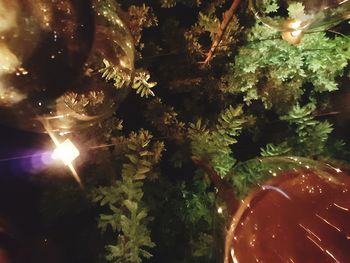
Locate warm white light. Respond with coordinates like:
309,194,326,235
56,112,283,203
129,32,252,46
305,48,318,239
290,20,302,30
335,168,342,173
52,139,80,166
218,207,223,214
291,29,302,37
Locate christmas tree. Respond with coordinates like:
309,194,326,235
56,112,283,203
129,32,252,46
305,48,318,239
0,0,350,262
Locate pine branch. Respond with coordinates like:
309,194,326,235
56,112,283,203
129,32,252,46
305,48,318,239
92,130,165,262
201,0,241,65
192,156,238,215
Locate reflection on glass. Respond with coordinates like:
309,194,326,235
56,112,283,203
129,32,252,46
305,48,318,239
250,0,350,32
0,0,134,133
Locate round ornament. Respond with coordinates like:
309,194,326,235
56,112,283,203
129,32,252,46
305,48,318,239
224,157,350,263
250,0,350,33
0,0,134,133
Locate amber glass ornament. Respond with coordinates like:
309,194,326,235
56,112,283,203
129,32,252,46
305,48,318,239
224,157,350,263
250,0,350,32
0,0,134,133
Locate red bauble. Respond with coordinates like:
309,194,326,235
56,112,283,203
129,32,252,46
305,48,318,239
225,157,350,263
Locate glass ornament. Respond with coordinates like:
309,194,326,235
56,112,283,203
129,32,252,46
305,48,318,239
250,0,350,32
0,0,134,133
224,157,350,263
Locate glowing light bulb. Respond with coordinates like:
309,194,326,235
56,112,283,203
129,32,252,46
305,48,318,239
291,30,302,37
281,21,304,44
290,20,302,30
218,207,223,214
250,0,350,33
52,139,80,166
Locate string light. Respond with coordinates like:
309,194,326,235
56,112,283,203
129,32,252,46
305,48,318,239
39,117,82,185
0,117,123,186
281,20,304,44
52,139,80,166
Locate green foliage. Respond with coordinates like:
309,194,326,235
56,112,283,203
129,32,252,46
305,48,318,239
160,0,177,8
261,142,292,157
132,70,157,98
159,0,202,8
229,159,272,198
185,9,240,57
260,0,279,14
280,103,333,156
321,139,350,166
288,2,306,19
259,102,335,159
184,12,220,56
100,60,157,97
188,105,252,177
179,172,217,262
190,233,213,258
225,25,350,111
36,0,350,262
301,34,350,92
100,59,132,89
145,98,186,143
180,177,213,227
127,4,158,47
92,130,164,262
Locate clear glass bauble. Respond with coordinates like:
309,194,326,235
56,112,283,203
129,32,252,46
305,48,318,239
250,0,350,32
224,157,350,263
0,0,134,133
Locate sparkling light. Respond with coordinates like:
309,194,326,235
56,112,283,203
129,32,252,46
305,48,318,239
291,30,302,37
290,20,302,30
38,116,82,185
52,139,80,166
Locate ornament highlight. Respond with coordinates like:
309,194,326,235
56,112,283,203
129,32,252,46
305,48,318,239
0,0,135,133
250,0,350,34
224,157,350,263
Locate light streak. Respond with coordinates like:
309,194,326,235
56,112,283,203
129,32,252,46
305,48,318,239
261,185,291,200
67,162,81,185
333,203,349,212
230,248,238,263
0,152,45,162
325,250,340,263
306,235,325,252
299,224,322,241
302,225,341,262
315,214,342,232
89,143,117,150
